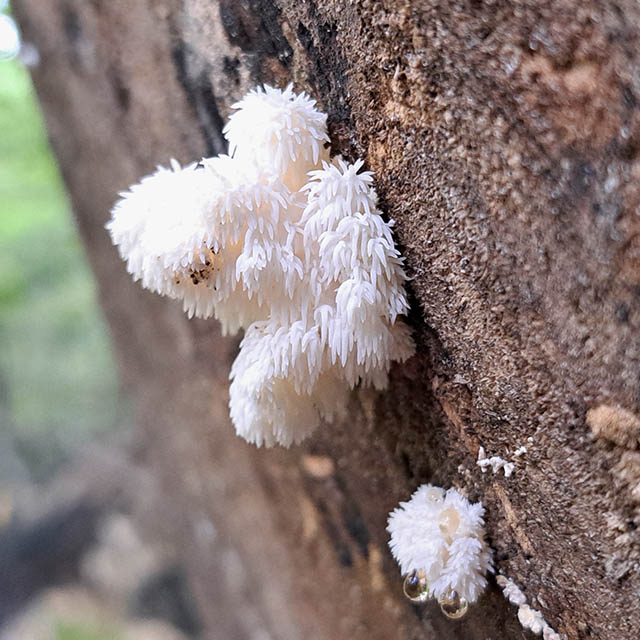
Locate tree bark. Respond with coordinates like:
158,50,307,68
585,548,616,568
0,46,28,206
13,1,640,638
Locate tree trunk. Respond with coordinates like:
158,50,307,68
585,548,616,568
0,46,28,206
13,1,640,638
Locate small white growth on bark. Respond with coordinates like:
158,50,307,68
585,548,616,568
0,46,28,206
542,627,563,640
387,484,493,603
107,84,414,446
497,575,563,639
496,574,526,605
518,604,547,634
477,446,515,477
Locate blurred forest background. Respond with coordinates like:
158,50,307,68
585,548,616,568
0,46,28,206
1,4,200,639
0,1,120,488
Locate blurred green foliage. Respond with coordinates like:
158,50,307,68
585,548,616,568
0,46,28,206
54,621,121,640
0,59,122,480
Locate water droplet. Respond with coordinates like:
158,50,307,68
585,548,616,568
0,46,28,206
423,486,445,502
402,570,430,603
438,506,461,541
438,589,469,619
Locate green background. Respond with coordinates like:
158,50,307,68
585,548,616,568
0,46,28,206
0,56,122,481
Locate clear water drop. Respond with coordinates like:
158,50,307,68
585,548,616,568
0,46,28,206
438,589,469,619
438,506,461,541
402,570,429,603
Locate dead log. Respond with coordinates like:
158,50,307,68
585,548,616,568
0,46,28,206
13,1,640,637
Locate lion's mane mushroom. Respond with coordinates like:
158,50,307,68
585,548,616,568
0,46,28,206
387,484,493,605
107,84,414,446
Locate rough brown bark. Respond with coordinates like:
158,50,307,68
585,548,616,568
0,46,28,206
13,1,640,638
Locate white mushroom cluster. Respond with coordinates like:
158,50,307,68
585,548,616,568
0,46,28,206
107,84,414,446
387,484,493,604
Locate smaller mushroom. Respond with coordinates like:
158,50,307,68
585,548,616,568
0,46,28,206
387,484,493,610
